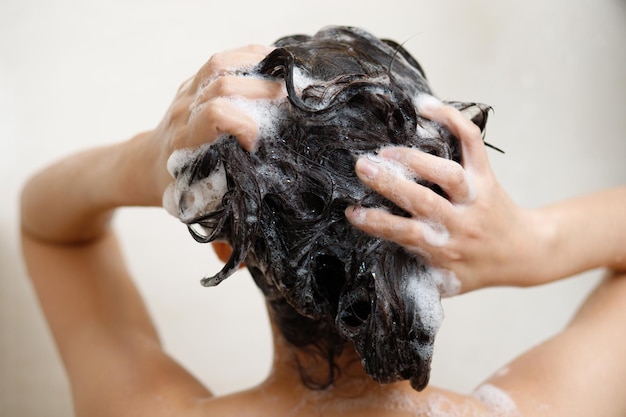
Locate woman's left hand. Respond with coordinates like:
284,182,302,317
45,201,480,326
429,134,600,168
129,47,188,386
345,100,541,294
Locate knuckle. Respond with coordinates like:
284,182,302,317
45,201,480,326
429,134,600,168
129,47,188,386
463,122,482,139
377,171,396,193
398,221,428,254
439,105,463,126
177,76,193,94
420,189,438,209
198,53,226,80
354,209,381,235
171,102,189,123
407,220,423,238
172,127,190,150
441,245,463,262
207,53,224,72
442,105,458,119
376,213,398,238
211,76,238,97
202,98,226,122
445,162,467,189
456,219,481,241
244,43,267,53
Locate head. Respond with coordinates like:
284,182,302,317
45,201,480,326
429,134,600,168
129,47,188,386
165,26,489,391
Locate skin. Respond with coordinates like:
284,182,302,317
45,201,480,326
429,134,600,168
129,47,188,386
345,101,626,292
20,45,626,417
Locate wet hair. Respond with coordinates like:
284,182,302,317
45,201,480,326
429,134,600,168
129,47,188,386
168,26,490,391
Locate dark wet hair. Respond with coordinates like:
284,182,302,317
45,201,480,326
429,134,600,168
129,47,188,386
171,26,490,391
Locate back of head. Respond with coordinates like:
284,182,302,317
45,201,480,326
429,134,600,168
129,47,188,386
165,26,489,391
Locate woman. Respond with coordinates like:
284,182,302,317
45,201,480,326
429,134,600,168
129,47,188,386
20,27,626,416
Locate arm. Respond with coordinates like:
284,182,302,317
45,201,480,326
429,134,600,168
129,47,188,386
417,270,626,417
20,44,284,417
22,44,281,244
346,99,626,415
482,269,626,417
346,97,626,293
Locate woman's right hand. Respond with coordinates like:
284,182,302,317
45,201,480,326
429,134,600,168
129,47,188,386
21,44,287,242
141,44,286,205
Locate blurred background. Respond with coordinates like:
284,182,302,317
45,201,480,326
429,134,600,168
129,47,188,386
1,0,624,415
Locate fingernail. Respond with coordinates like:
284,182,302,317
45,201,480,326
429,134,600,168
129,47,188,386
356,158,378,179
345,205,366,225
246,143,258,153
414,94,442,114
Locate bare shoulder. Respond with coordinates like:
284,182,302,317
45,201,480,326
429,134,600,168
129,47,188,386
194,385,498,417
480,269,626,417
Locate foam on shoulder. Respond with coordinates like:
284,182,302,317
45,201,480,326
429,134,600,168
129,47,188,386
472,384,519,416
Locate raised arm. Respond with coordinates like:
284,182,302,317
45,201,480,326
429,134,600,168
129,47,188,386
21,44,281,244
345,97,626,416
20,45,284,417
345,97,626,293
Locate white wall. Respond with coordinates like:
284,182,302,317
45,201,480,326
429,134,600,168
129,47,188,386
1,0,624,415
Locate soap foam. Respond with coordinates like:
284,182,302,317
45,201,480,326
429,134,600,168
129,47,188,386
429,266,461,297
413,93,442,114
472,384,519,416
162,183,178,217
164,144,229,223
463,167,477,203
286,386,516,417
419,220,450,247
494,366,510,378
226,95,283,140
166,144,207,179
361,152,420,210
404,269,444,338
164,65,288,223
291,66,320,94
361,152,453,250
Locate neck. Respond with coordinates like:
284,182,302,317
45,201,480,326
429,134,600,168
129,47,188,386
263,315,415,400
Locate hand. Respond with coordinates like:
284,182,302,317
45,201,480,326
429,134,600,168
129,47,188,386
20,44,287,242
142,44,286,202
345,99,542,294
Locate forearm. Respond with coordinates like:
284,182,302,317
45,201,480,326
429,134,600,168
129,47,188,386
20,131,162,243
528,186,626,284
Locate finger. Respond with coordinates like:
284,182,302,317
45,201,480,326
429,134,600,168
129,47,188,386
187,97,258,151
195,75,286,105
379,147,475,204
415,95,490,173
345,206,449,255
354,156,452,221
201,44,274,74
195,45,274,87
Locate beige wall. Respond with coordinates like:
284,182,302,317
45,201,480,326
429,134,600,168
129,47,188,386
1,0,624,415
